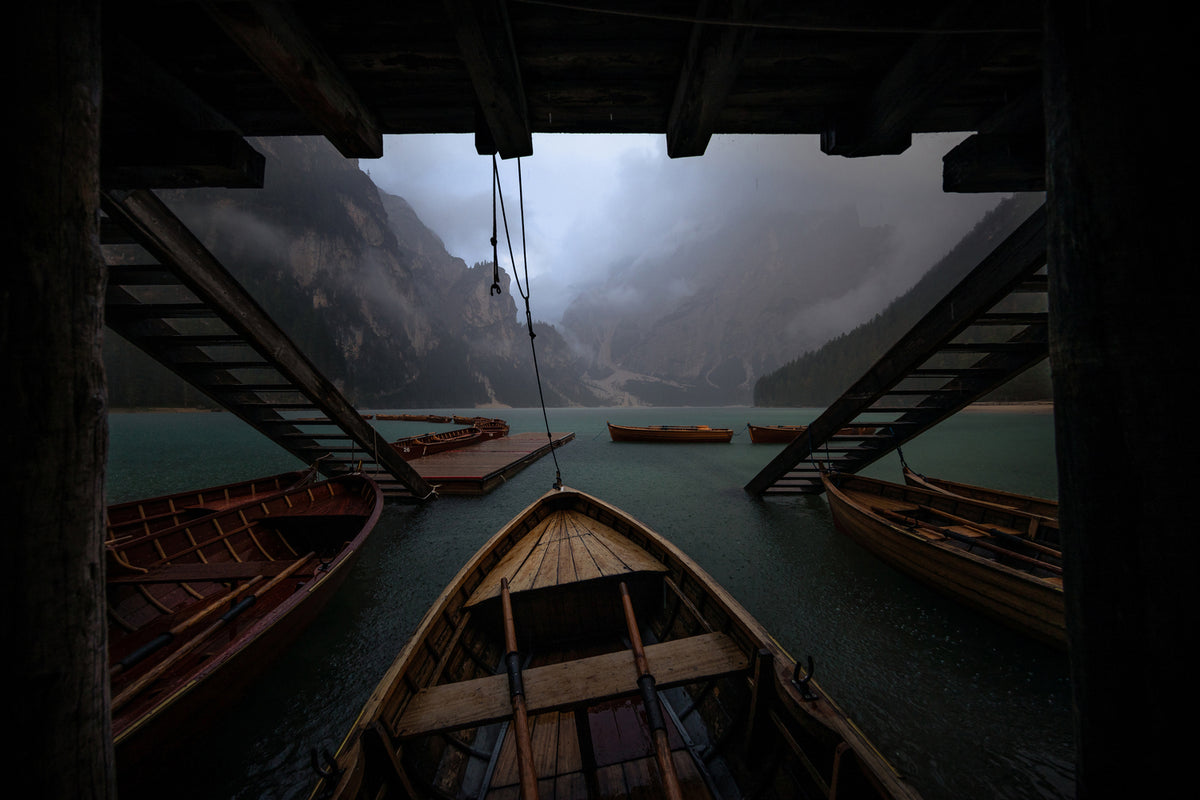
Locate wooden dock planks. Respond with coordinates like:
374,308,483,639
406,431,574,495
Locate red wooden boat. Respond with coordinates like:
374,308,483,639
390,426,485,459
747,423,876,443
607,422,733,442
107,472,384,792
105,467,317,543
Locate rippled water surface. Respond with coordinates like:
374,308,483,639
107,406,1073,800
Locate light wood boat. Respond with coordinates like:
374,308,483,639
901,465,1059,521
822,471,1065,647
391,426,485,459
312,485,923,800
607,422,733,443
107,473,384,792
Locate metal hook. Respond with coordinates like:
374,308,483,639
310,746,342,781
792,655,818,700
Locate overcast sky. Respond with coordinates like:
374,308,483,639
364,132,1006,325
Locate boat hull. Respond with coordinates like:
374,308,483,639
607,422,733,442
823,472,1065,647
390,426,484,459
747,423,806,443
108,473,384,794
901,466,1059,521
315,486,922,800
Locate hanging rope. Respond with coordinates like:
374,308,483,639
491,154,562,489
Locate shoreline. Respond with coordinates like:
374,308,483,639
962,401,1053,414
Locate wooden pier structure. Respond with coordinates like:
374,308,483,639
406,431,575,495
746,205,1048,496
15,3,1194,797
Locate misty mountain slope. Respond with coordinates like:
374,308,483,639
560,205,896,405
754,193,1049,407
107,136,603,409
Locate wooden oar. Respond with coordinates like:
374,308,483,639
500,578,539,800
110,573,267,676
916,504,1061,557
111,553,315,712
619,581,684,800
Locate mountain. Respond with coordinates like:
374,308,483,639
104,137,1046,412
753,192,1049,407
105,136,603,409
558,204,898,405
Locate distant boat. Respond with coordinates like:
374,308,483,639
901,465,1059,522
746,423,807,443
450,415,510,438
107,473,384,791
309,485,924,800
473,417,510,439
376,413,454,423
390,426,484,459
746,423,876,443
822,470,1064,647
607,422,733,442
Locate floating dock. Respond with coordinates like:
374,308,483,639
408,432,574,495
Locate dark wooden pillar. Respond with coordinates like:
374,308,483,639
7,2,111,796
1045,1,1193,796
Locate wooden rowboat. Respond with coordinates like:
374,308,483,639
746,423,807,443
107,472,384,793
901,465,1059,521
312,485,922,800
747,424,877,443
391,426,485,459
105,467,317,543
607,422,733,443
821,471,1065,647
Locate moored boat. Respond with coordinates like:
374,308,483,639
747,423,807,443
901,465,1059,521
108,472,384,793
311,485,923,800
821,471,1064,647
607,421,733,442
105,467,317,543
747,423,877,443
390,426,485,459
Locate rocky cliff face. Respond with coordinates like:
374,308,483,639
108,136,602,409
560,205,894,405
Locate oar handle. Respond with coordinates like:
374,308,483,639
112,553,315,712
500,579,539,800
619,582,683,800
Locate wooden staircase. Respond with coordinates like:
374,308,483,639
101,188,434,501
745,204,1049,496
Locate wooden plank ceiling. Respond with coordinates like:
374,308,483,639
101,0,1044,193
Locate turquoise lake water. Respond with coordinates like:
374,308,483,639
107,406,1073,800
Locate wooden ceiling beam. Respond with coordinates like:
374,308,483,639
443,0,533,158
101,34,265,189
203,0,384,159
666,0,763,158
943,87,1046,192
821,6,1020,158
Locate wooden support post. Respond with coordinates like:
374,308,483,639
500,578,539,800
619,582,684,800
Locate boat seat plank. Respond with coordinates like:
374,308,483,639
395,632,748,739
107,559,294,584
